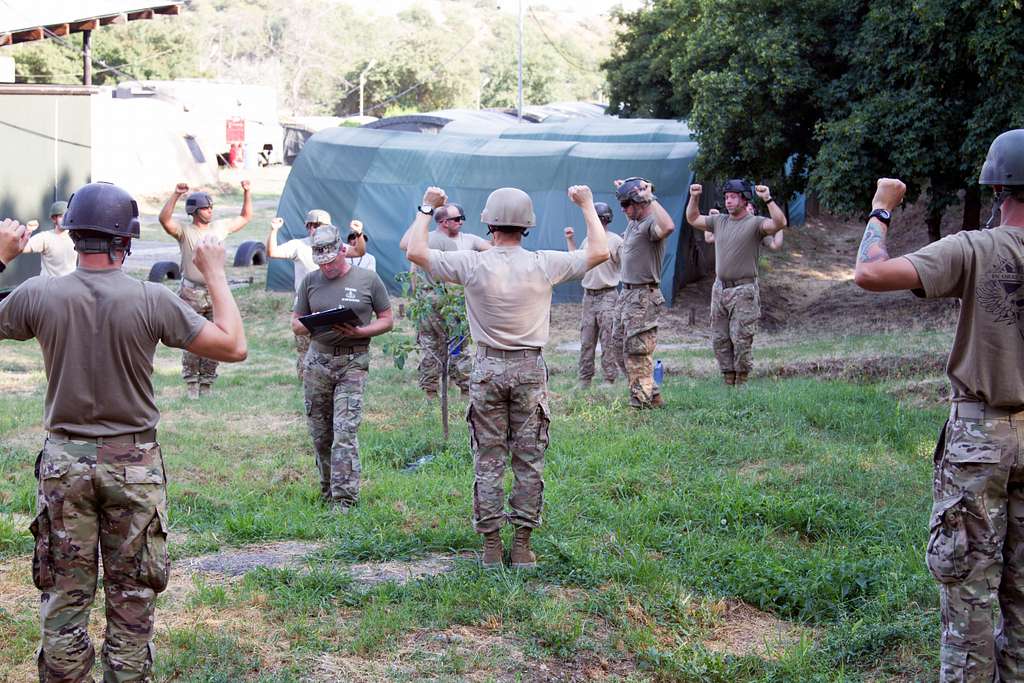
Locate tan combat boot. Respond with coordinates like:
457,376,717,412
723,372,736,386
186,382,200,400
735,372,749,386
481,531,503,568
510,526,537,569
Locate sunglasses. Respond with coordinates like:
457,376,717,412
443,215,466,223
619,201,633,209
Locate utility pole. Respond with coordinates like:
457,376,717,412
82,30,92,85
517,0,524,121
359,59,377,117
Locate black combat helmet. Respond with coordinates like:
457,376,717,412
185,191,213,216
979,129,1024,187
64,182,141,238
593,201,613,225
615,177,655,204
722,179,753,200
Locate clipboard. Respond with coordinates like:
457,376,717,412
298,306,360,334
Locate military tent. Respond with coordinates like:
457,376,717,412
269,126,700,304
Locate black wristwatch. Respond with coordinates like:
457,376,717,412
764,197,775,205
417,204,434,216
868,208,892,226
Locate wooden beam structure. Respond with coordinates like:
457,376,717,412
0,5,182,45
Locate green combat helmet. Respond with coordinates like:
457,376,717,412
979,129,1024,227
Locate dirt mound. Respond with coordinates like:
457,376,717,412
703,599,813,659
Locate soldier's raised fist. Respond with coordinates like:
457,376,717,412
423,187,447,208
613,179,624,189
175,182,189,194
349,219,364,235
564,227,575,239
26,220,39,233
872,178,906,212
689,184,703,196
754,185,771,200
568,185,593,206
240,180,251,192
271,217,284,230
0,218,28,263
192,235,226,277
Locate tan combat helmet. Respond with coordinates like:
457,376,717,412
481,187,535,232
311,224,342,264
305,209,332,225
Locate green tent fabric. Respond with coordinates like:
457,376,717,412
441,117,694,143
269,127,698,304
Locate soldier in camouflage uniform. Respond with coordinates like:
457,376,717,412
564,201,624,387
616,177,676,408
400,203,491,398
406,184,608,568
852,129,1024,682
159,180,253,398
293,225,392,510
0,182,246,682
686,180,787,385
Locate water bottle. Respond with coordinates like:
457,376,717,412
653,360,664,387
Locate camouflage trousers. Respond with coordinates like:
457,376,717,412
294,333,311,382
31,433,169,683
417,310,472,395
928,404,1024,682
303,347,368,505
611,293,628,378
178,283,218,386
579,288,622,385
710,280,760,375
621,286,664,408
467,349,551,533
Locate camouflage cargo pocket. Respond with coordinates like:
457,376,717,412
138,508,170,593
926,494,970,584
536,400,551,450
625,329,655,356
29,506,54,590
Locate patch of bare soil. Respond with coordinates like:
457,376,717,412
179,541,323,577
761,351,949,382
348,554,462,586
308,623,634,683
702,599,812,659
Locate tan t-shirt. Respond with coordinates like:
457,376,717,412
176,221,231,285
905,225,1024,408
707,213,767,281
620,215,667,284
418,230,490,286
274,236,316,291
24,230,76,277
428,246,588,350
0,269,206,436
294,266,390,347
579,232,623,290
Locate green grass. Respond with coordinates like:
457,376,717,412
0,272,954,681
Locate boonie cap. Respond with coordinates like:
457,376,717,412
311,224,342,265
306,209,332,225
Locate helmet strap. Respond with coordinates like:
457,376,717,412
986,189,1010,229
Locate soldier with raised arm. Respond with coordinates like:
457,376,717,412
267,209,330,380
853,130,1024,682
0,182,246,682
406,184,608,569
686,180,786,385
159,180,253,398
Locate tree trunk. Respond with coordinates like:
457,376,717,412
962,186,981,231
926,206,943,243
